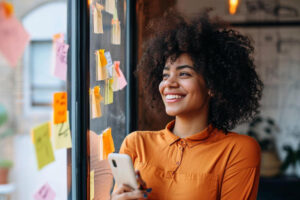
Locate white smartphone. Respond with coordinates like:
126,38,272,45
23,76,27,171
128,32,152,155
108,153,139,189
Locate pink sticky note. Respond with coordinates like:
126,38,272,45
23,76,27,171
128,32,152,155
54,41,69,80
0,16,30,67
118,68,127,90
34,183,56,200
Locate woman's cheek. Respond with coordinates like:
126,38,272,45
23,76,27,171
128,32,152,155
159,81,165,95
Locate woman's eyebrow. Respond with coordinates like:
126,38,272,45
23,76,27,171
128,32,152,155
176,65,195,70
163,65,195,71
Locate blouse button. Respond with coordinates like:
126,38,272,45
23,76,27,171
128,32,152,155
176,161,180,165
179,146,182,150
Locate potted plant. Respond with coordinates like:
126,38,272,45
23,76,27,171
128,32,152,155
247,116,281,177
0,159,13,184
280,143,300,177
0,104,14,185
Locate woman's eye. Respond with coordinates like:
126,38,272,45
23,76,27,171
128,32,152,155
179,72,191,77
162,73,169,79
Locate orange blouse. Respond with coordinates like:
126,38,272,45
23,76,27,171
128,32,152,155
120,121,261,200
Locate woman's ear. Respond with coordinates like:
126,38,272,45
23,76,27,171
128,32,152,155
208,90,214,97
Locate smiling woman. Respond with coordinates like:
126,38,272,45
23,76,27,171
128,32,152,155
112,9,264,200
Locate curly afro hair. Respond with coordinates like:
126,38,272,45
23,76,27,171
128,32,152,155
138,10,264,132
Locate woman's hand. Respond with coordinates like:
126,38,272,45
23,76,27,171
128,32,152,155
111,170,152,200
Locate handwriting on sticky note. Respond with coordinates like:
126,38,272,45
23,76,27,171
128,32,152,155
32,122,55,170
53,92,67,124
54,41,69,80
34,183,56,200
90,170,95,200
53,111,72,149
0,15,30,67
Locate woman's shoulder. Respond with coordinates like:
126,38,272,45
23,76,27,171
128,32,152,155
124,130,164,141
221,131,261,167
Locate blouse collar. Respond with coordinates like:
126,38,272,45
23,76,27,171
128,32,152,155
163,120,216,147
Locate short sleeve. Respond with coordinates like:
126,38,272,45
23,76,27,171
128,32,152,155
119,132,137,164
221,135,261,200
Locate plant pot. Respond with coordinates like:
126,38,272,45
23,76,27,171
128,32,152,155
0,167,9,184
260,151,281,177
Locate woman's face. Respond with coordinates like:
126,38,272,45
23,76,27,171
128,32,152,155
159,53,210,117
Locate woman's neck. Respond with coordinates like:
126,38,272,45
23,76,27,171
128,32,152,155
172,110,209,138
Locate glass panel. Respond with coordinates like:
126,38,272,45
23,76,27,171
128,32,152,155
30,41,65,106
88,0,128,199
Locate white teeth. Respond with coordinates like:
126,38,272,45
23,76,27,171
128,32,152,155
165,95,184,100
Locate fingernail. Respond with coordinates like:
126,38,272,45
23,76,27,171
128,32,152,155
144,193,148,198
147,188,152,193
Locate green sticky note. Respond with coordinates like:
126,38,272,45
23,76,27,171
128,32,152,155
32,122,55,170
105,78,114,105
53,112,72,150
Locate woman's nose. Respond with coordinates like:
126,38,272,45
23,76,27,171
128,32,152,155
164,75,179,87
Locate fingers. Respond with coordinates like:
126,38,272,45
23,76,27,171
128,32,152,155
112,184,152,200
114,184,134,194
135,170,147,190
118,189,147,200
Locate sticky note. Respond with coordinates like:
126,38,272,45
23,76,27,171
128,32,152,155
105,78,114,105
54,41,69,80
53,111,72,149
53,33,64,43
104,52,112,66
91,86,103,118
111,19,121,45
32,122,55,170
105,0,115,14
100,128,115,160
53,92,67,124
0,14,30,67
112,62,127,91
99,49,107,67
90,170,95,200
93,3,103,34
0,2,14,18
34,183,56,200
118,67,127,90
95,50,107,80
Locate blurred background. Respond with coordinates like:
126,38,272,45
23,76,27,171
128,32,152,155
0,0,300,200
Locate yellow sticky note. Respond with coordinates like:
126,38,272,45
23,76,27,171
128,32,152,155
100,128,115,160
91,86,103,118
93,3,103,34
105,78,113,105
111,19,121,45
53,111,72,149
96,50,107,80
32,122,55,170
105,0,115,14
90,170,95,200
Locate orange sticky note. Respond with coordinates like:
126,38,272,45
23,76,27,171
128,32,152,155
1,2,14,18
100,128,115,160
91,86,103,118
53,92,67,124
96,50,107,80
99,49,107,66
